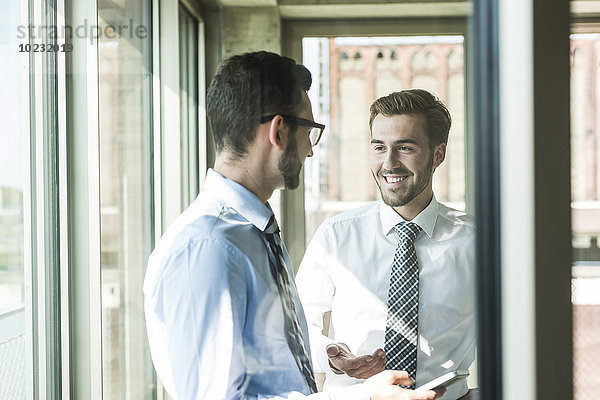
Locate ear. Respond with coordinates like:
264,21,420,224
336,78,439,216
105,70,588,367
432,142,446,169
267,115,289,151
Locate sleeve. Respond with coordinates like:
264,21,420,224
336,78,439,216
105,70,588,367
295,224,337,374
156,239,250,400
151,238,369,400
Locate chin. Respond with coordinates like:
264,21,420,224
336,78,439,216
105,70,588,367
380,188,411,207
284,162,303,189
382,196,408,208
283,173,301,190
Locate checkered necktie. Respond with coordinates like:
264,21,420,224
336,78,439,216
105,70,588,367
384,221,421,386
263,215,317,393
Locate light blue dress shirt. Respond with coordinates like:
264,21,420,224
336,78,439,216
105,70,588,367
144,169,369,400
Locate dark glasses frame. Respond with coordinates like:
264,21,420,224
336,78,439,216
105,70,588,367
260,114,325,146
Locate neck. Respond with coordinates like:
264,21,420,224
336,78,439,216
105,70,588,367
392,185,433,221
214,151,274,203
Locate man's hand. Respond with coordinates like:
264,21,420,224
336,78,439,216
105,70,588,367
365,370,443,400
326,343,386,379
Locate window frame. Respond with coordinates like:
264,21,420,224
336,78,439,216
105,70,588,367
65,0,103,397
156,0,207,230
152,0,208,397
471,0,502,398
18,0,70,398
179,1,207,204
495,0,572,399
16,0,210,396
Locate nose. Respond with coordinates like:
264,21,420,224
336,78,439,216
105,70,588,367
382,148,397,169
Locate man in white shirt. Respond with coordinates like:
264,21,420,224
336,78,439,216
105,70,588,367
296,89,476,400
144,52,439,400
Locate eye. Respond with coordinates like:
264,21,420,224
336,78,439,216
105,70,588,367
399,145,413,151
372,145,385,151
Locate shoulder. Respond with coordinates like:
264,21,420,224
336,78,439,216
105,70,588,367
436,202,475,234
316,201,381,234
168,190,261,248
148,195,260,275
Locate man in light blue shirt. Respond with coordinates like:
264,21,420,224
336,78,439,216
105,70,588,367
143,52,439,400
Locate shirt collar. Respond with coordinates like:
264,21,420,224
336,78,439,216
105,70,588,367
379,194,439,239
203,168,273,232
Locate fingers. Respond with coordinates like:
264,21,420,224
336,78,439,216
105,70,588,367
327,345,387,379
347,352,386,376
344,359,374,377
380,370,414,386
327,343,357,374
366,371,437,400
326,343,354,358
354,354,386,379
346,350,386,379
413,390,438,400
331,354,370,373
373,348,385,358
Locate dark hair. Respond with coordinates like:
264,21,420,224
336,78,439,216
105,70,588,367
369,89,451,147
206,51,312,157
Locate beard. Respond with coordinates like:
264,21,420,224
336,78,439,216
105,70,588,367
374,153,434,207
278,133,303,190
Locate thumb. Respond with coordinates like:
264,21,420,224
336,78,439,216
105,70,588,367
384,370,414,386
326,344,341,358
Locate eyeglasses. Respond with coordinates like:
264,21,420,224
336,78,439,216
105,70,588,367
260,114,325,147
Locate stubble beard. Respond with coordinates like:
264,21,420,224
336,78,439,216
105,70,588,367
374,154,434,207
279,133,303,190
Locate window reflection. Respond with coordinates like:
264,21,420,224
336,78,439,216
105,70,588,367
98,1,154,398
570,32,600,400
303,36,466,242
301,34,475,393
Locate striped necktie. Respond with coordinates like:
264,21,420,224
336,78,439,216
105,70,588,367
263,215,317,393
384,221,421,387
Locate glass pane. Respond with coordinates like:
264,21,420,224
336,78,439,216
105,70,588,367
0,0,26,398
303,36,466,242
97,2,154,398
301,34,476,395
570,32,600,400
179,4,200,204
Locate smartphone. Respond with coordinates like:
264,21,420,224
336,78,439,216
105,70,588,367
415,369,470,392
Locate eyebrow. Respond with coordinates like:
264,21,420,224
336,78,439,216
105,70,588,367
370,138,420,145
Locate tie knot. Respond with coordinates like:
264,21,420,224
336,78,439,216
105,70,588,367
394,222,421,242
264,214,280,235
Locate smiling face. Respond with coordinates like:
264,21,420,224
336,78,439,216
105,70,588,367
370,113,445,216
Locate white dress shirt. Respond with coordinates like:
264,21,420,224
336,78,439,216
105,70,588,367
144,169,370,400
296,196,476,400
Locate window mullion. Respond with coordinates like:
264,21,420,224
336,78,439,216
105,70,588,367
25,0,65,398
30,0,49,397
56,0,70,396
21,0,35,397
66,0,103,398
